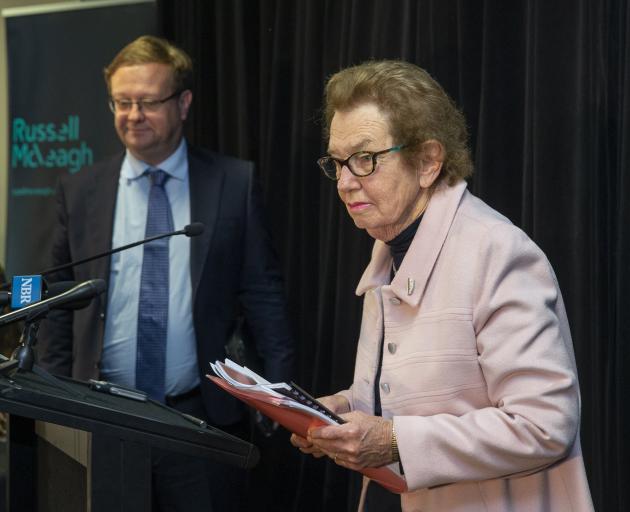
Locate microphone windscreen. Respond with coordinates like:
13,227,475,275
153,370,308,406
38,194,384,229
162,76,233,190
55,279,106,311
47,281,79,296
184,222,205,237
90,279,107,294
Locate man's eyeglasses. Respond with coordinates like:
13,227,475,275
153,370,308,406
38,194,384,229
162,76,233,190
317,145,407,181
109,90,182,114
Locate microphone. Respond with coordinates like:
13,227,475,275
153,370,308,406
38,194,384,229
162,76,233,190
183,222,204,237
0,279,106,326
0,281,83,309
40,222,205,278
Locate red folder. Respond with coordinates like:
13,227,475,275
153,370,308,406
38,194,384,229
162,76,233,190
208,374,408,494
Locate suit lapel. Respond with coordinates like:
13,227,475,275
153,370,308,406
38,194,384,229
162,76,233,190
80,155,120,322
188,148,223,301
85,156,121,282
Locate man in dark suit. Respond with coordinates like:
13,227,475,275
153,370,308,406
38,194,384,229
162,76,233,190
38,35,294,512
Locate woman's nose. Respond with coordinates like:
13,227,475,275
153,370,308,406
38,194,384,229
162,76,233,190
337,165,359,192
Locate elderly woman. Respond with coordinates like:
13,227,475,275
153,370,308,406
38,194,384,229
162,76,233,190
291,60,593,511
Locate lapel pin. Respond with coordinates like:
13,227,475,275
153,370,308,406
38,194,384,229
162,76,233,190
407,277,415,296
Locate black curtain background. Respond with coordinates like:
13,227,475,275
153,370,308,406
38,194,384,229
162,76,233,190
157,1,629,510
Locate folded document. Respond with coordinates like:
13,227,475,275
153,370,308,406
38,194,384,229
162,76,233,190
207,359,408,494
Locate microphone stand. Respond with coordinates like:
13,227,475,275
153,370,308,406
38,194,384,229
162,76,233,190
0,307,84,398
13,307,47,371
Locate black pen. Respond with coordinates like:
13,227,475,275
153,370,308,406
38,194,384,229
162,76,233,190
89,379,148,402
180,412,207,429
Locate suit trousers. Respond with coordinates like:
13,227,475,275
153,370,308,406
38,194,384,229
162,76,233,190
152,389,250,512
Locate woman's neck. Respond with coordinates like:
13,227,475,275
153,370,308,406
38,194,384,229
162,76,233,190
368,189,430,242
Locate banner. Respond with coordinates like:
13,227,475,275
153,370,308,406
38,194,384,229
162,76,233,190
4,0,156,276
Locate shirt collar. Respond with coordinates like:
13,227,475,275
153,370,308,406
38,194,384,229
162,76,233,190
122,138,188,181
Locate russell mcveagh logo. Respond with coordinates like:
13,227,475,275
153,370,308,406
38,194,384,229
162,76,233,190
11,115,93,175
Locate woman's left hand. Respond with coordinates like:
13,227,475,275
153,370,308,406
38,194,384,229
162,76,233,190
307,411,394,469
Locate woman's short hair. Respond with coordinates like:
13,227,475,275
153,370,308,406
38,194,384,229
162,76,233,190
104,35,193,93
324,60,473,185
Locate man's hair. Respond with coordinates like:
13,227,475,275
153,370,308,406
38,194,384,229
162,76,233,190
323,60,473,185
104,35,193,93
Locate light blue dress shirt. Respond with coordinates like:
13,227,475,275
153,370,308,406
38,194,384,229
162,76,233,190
101,139,199,396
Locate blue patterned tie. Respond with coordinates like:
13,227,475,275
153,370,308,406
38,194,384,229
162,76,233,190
136,169,173,402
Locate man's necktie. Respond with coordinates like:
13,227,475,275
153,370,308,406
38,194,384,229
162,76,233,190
136,169,173,402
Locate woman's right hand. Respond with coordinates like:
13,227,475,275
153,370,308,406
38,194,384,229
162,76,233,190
289,394,350,457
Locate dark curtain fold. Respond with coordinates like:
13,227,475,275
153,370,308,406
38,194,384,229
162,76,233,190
158,1,629,510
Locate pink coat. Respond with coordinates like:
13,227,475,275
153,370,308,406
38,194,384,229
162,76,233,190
339,181,593,511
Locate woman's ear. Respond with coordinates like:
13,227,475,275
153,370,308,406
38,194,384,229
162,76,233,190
418,139,444,189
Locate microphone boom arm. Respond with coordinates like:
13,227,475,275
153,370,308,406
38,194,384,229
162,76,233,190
41,226,195,277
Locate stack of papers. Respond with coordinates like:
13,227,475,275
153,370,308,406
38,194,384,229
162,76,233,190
207,359,408,494
209,359,344,425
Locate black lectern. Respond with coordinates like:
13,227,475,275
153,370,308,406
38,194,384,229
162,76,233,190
0,369,259,512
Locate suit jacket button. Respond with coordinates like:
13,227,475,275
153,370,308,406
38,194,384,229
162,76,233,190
387,343,397,354
380,382,390,394
99,313,105,320
389,297,401,305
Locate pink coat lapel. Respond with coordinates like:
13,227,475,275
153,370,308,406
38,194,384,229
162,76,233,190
356,180,468,307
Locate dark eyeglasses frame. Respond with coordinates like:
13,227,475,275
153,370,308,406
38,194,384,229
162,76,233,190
317,144,407,181
109,90,182,114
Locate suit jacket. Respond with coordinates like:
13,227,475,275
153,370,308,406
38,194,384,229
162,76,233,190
38,145,294,425
340,181,593,511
